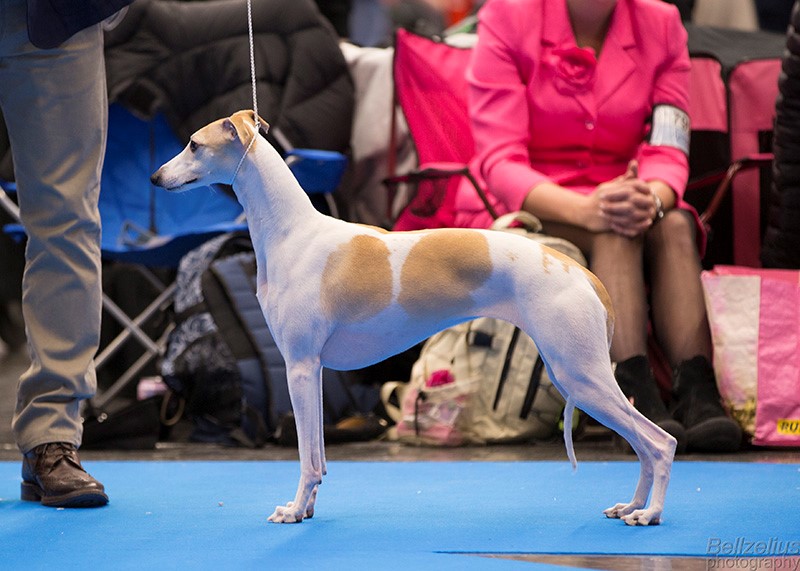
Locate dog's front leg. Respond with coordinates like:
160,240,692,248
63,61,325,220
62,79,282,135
268,359,325,523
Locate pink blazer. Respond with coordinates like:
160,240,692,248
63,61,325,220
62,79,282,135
455,0,697,235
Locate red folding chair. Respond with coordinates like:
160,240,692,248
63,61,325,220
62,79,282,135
388,26,784,266
385,29,497,231
685,26,783,267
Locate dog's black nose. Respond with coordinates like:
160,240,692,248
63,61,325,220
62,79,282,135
150,172,161,186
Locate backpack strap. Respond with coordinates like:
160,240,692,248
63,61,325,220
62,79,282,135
206,252,291,434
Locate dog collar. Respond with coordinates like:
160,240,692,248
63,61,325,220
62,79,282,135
230,122,260,186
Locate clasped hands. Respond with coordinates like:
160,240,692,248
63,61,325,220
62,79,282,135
588,160,661,238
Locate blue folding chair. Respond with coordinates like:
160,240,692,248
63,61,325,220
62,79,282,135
1,103,348,412
1,104,247,410
270,126,348,219
88,104,252,408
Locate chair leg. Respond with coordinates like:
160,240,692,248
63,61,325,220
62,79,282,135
91,324,173,410
323,193,339,219
94,283,175,369
92,277,176,411
0,186,20,219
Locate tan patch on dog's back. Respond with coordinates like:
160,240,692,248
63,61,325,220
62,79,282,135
541,245,575,274
399,230,492,318
541,246,615,341
579,268,613,317
575,264,615,343
321,234,393,323
585,268,615,344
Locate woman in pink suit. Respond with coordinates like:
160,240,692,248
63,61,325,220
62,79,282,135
455,0,741,452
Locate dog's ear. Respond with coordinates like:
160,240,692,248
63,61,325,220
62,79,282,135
227,111,270,146
226,113,256,147
222,119,240,142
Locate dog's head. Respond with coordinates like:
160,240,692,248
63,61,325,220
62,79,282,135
150,110,269,192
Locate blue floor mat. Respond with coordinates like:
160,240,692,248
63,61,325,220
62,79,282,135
0,461,797,570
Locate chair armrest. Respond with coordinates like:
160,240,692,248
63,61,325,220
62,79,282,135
692,153,774,227
285,149,348,195
383,162,499,221
383,162,470,185
0,177,20,220
2,223,26,242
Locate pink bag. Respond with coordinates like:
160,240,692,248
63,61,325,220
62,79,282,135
701,266,800,447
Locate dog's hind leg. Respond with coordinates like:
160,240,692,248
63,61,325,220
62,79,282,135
268,359,325,523
543,356,675,526
317,369,327,482
582,385,675,525
600,399,676,526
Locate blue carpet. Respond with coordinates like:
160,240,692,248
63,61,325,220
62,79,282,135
0,461,798,570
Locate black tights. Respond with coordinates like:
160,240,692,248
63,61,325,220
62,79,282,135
542,210,712,368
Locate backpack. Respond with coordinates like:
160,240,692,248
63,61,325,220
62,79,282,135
161,232,382,447
382,212,586,446
393,317,567,445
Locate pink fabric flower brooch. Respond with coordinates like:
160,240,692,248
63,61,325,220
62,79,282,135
547,46,597,95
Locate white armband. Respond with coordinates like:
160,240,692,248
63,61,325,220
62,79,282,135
649,104,690,155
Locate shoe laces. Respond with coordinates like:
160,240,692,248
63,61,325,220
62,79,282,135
36,442,82,473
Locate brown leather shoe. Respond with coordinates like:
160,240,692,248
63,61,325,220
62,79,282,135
21,443,108,507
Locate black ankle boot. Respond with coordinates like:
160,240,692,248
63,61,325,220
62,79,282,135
614,355,687,452
672,356,742,453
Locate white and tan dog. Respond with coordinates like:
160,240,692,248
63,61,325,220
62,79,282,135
151,110,677,526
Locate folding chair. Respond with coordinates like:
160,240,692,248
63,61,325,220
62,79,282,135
684,24,783,267
385,28,497,231
0,104,247,413
91,104,252,410
689,153,774,237
387,27,783,265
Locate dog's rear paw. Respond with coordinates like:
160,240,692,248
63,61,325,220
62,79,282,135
268,503,305,524
267,494,316,524
621,508,661,526
604,503,661,525
603,502,637,519
603,504,661,525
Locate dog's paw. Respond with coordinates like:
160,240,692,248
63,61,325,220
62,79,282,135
267,495,317,524
603,502,638,519
268,502,305,524
620,508,662,526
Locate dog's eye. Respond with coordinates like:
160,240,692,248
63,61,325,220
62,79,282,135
189,141,198,153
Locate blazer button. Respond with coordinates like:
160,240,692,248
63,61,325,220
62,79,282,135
585,121,595,130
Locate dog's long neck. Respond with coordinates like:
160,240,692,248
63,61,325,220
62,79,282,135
232,138,324,247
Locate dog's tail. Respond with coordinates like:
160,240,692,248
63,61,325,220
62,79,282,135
563,398,578,471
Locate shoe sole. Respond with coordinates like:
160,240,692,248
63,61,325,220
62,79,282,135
686,417,743,452
21,481,109,508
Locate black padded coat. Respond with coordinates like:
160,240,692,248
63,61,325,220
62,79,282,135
763,0,800,268
103,0,354,153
